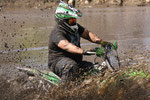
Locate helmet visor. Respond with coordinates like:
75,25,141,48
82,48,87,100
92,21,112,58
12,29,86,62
68,18,77,26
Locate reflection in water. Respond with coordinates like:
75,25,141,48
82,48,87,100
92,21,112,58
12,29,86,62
0,7,150,66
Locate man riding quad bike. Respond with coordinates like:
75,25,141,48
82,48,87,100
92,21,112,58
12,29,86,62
48,1,113,82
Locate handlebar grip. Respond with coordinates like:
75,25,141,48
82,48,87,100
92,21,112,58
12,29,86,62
86,51,96,55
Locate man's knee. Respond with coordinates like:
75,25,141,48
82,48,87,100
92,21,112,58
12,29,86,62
55,57,78,80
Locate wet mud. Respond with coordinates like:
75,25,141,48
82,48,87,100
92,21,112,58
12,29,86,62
0,6,150,100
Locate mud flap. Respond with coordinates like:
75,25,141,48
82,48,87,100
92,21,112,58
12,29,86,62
16,67,61,86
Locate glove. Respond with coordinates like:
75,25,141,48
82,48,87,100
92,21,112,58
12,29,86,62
82,49,96,55
100,40,113,48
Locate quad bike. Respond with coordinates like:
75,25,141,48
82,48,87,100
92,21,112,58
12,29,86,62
16,41,120,87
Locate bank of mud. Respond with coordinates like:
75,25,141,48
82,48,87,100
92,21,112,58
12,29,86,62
0,0,150,10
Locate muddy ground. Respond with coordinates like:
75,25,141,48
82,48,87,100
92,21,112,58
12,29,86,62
0,56,149,100
0,5,150,100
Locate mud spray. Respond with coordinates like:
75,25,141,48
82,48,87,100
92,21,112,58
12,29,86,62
0,59,149,100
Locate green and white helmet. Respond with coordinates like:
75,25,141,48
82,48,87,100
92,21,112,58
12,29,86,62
55,1,82,33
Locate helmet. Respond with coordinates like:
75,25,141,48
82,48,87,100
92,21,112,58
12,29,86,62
55,1,82,33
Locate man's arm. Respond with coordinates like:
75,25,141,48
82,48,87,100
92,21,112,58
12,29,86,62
57,28,102,55
81,29,102,44
58,40,84,54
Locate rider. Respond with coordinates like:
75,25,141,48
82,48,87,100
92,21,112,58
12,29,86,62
48,1,111,82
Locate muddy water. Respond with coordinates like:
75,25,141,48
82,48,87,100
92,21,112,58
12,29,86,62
0,7,150,68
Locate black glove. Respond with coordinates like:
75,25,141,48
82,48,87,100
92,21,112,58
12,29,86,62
100,40,113,48
82,49,96,55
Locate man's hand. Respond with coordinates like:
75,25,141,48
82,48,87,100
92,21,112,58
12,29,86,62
100,40,113,47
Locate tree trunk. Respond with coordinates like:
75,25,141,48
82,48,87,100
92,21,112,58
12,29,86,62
120,0,123,6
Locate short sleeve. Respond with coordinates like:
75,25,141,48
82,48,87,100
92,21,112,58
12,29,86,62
78,24,85,36
50,30,67,45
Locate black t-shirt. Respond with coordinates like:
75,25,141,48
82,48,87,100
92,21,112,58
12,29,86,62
48,23,85,65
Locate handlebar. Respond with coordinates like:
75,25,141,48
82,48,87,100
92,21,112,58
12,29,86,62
86,40,118,57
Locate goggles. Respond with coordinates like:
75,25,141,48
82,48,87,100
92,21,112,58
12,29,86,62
68,18,77,26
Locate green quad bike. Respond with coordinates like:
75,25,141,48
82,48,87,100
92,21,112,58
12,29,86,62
16,41,120,87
